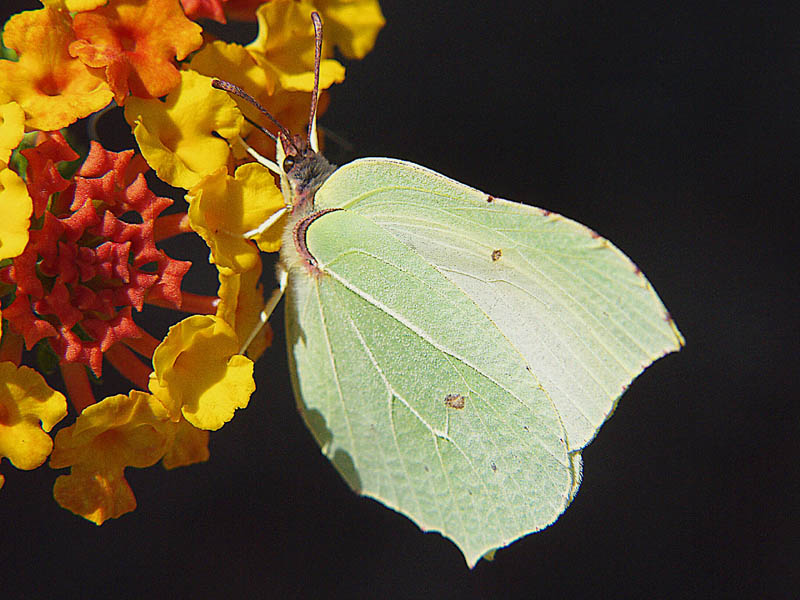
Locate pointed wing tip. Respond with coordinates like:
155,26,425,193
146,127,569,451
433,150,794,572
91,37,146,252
663,310,686,349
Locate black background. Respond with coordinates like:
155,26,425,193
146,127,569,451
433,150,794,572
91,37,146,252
1,1,797,598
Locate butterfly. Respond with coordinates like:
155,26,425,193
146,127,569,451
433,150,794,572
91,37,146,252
213,12,683,567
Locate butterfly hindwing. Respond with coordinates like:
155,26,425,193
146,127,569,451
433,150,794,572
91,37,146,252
286,208,574,567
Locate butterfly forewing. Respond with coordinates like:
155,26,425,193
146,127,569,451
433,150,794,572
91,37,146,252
312,158,684,452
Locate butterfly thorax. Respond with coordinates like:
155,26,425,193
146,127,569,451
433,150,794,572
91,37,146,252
279,133,338,277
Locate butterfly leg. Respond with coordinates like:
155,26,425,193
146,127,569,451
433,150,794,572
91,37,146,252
243,206,287,239
238,266,288,355
233,135,281,175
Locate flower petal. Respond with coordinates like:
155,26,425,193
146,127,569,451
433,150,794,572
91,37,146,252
124,70,243,189
52,464,137,525
41,0,109,10
20,130,78,218
0,362,67,470
0,101,25,164
247,0,345,93
161,417,210,469
0,166,33,260
316,0,385,59
188,41,333,159
149,315,254,430
189,39,277,105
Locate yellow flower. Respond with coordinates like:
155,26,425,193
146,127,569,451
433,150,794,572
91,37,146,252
0,101,25,164
247,0,346,94
148,315,255,431
41,0,109,10
0,7,113,131
185,163,286,272
0,164,32,260
50,391,171,524
124,70,243,189
189,41,336,159
161,417,209,469
316,0,385,59
0,363,67,472
188,40,279,141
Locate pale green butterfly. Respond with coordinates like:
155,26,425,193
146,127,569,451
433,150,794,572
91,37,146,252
213,12,683,568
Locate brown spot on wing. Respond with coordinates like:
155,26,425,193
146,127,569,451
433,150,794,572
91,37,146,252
486,195,495,203
444,393,465,409
491,249,502,261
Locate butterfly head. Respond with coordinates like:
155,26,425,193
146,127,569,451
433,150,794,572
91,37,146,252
279,131,336,216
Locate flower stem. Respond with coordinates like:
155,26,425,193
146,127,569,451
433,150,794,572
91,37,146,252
124,329,161,359
154,212,192,242
105,343,152,391
60,361,95,414
147,291,218,315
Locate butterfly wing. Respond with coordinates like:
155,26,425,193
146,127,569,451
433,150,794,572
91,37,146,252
313,158,684,452
286,209,576,568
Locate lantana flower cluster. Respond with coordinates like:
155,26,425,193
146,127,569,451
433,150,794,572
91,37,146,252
0,0,383,524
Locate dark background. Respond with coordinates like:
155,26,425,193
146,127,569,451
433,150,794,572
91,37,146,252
2,1,797,598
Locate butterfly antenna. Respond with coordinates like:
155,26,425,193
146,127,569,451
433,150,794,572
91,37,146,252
307,11,324,147
212,79,297,150
240,113,277,141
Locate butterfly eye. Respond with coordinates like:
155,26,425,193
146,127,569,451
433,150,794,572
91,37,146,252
283,156,296,173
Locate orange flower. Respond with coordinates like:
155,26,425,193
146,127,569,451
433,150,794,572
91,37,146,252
0,0,385,522
0,7,112,131
1,134,191,377
70,0,204,104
